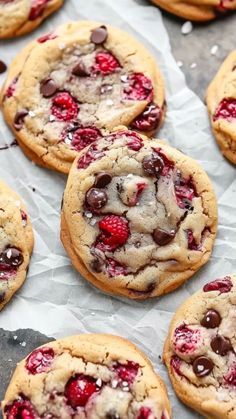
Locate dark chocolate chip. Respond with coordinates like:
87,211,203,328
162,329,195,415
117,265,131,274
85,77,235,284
40,79,57,98
200,309,221,329
106,411,120,419
0,60,7,74
61,193,64,210
72,61,89,77
94,172,112,188
90,258,104,273
192,356,214,377
142,154,164,176
100,84,113,94
86,188,108,209
14,109,28,131
153,228,175,246
1,247,23,267
90,25,108,44
0,291,5,303
211,336,232,356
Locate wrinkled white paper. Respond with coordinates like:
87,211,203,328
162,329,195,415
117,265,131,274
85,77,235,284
0,0,236,417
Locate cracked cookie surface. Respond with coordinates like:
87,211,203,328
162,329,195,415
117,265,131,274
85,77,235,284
61,129,217,300
0,180,33,310
206,50,236,164
0,21,165,174
0,0,63,39
163,274,236,419
150,0,236,21
2,333,171,419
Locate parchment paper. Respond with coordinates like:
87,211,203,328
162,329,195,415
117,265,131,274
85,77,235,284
0,0,236,417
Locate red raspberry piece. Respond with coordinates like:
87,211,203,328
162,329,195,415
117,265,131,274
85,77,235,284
131,103,162,132
5,77,18,99
186,230,200,251
26,347,54,374
51,92,78,122
174,174,196,209
213,98,236,121
71,127,101,151
5,398,36,419
65,374,98,408
173,324,202,354
37,32,57,43
107,130,143,151
127,182,147,207
29,0,48,20
0,263,17,280
170,355,183,377
92,51,121,75
224,363,236,387
96,215,129,252
114,360,139,384
123,73,153,102
77,144,105,169
106,258,127,277
137,407,153,419
203,276,233,293
152,148,175,176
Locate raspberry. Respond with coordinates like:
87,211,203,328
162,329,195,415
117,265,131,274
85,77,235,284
107,130,143,151
137,407,153,419
114,360,139,384
25,347,54,375
21,210,27,226
0,263,17,280
170,355,183,377
29,0,48,20
174,174,196,209
213,98,236,121
65,374,98,408
77,144,105,169
186,230,200,251
37,32,57,43
71,127,101,151
5,398,36,419
152,148,175,176
224,363,236,387
131,103,162,132
123,73,153,102
5,77,18,99
173,324,202,354
203,276,233,293
51,92,78,122
106,258,128,277
96,215,129,251
92,51,121,75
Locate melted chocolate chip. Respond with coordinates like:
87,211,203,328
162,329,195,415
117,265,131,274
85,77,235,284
0,291,5,303
94,172,112,188
72,61,89,77
106,411,120,419
192,356,213,377
142,154,164,176
0,60,7,74
201,309,221,329
90,258,104,273
90,25,108,44
86,188,107,209
14,109,28,131
40,79,57,98
153,228,175,246
0,247,23,267
211,336,232,356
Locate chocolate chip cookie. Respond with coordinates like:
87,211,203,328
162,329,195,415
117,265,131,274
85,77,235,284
163,274,236,419
150,0,236,21
0,0,63,39
61,129,217,300
206,50,236,164
1,21,165,174
0,180,33,310
2,333,171,419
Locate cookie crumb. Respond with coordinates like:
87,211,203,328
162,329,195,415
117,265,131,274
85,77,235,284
210,45,219,56
21,341,26,347
181,21,193,35
13,335,18,340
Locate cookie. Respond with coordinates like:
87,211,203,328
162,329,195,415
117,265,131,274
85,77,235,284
0,0,63,39
0,180,33,310
2,333,171,419
206,50,236,164
0,21,165,174
150,0,236,21
163,274,236,419
61,128,217,300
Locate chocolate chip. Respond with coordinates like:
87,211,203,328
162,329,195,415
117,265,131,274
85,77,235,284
192,356,214,377
90,258,104,273
100,84,113,94
14,109,28,131
0,292,5,303
153,228,175,246
72,61,89,77
0,60,7,74
86,188,108,209
106,411,120,419
211,336,232,356
90,25,108,44
94,172,112,188
142,154,164,176
201,309,221,329
1,247,23,267
40,79,57,98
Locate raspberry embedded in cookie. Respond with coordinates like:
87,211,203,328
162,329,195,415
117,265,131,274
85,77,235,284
186,230,200,251
25,347,55,375
173,324,202,354
92,51,121,75
51,92,78,122
123,73,153,102
77,144,105,169
70,127,102,151
213,98,236,122
4,397,36,419
65,374,98,408
37,32,57,43
137,407,153,419
203,276,233,293
29,0,49,20
170,355,183,377
224,363,236,387
95,215,130,252
113,360,139,385
131,103,162,132
5,77,18,99
119,177,147,207
106,258,128,277
174,174,196,210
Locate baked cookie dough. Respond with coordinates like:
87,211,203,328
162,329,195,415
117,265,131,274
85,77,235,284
150,0,236,21
0,21,165,174
0,0,63,39
0,180,33,310
2,333,171,419
61,129,217,300
206,50,236,164
163,274,236,419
